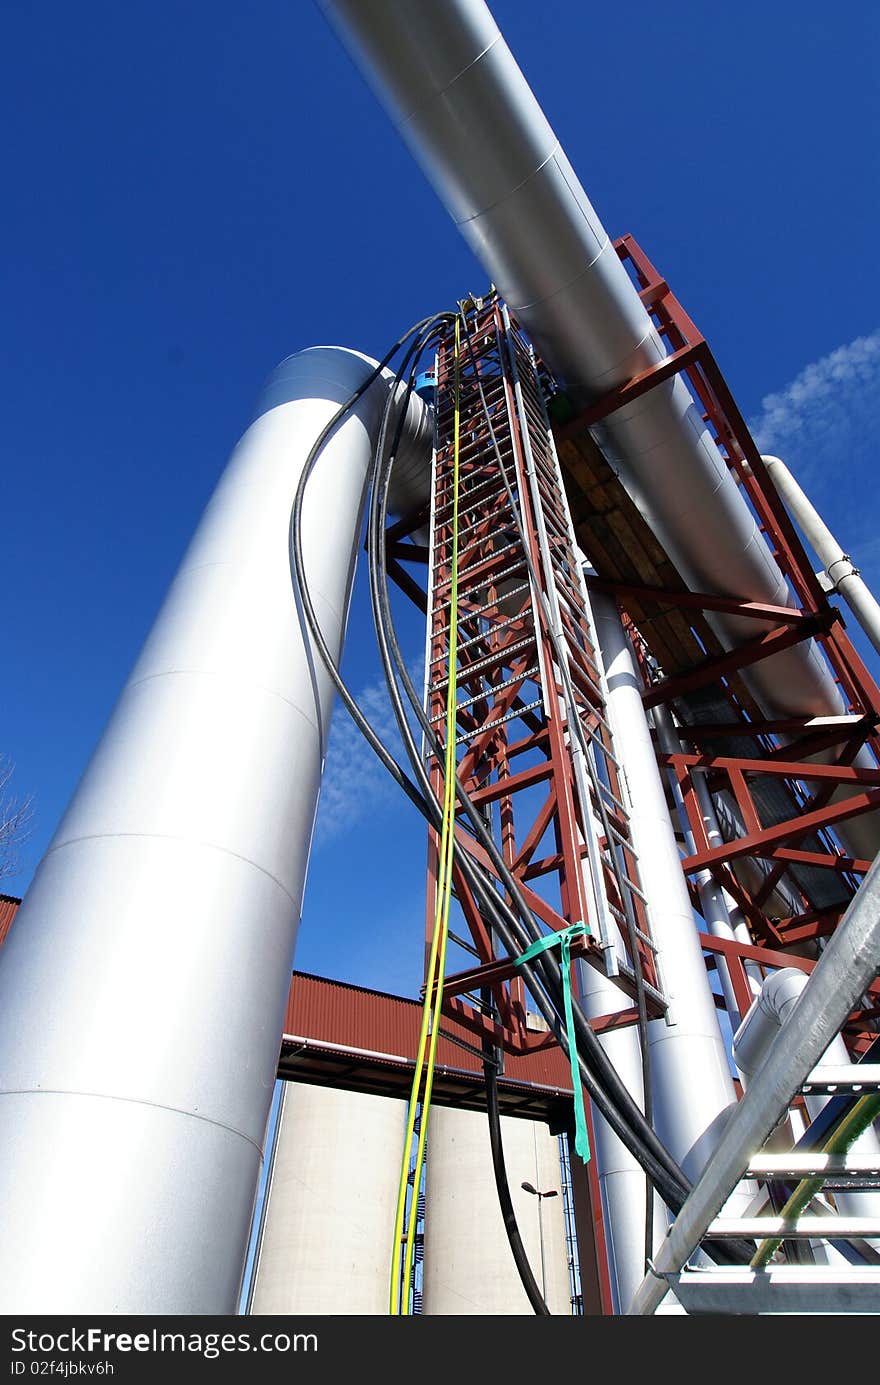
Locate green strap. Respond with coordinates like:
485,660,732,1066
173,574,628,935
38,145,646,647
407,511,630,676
515,923,591,1163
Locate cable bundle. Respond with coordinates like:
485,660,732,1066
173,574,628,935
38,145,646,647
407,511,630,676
289,306,752,1315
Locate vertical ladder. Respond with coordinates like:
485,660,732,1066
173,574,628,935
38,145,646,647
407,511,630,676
423,296,667,1046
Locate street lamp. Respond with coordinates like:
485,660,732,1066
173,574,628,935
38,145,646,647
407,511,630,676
521,1181,558,1302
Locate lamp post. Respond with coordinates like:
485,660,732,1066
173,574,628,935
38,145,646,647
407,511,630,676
521,1181,558,1303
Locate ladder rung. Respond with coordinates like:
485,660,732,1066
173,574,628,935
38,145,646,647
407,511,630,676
434,541,521,593
430,667,540,723
576,717,622,768
706,1215,880,1240
436,476,511,523
433,502,513,550
430,611,532,664
611,866,648,905
605,901,657,950
432,635,536,691
668,1265,880,1316
801,1065,880,1095
747,1153,880,1181
455,699,543,746
436,582,531,633
452,559,528,607
605,818,634,851
614,959,666,1007
593,778,629,820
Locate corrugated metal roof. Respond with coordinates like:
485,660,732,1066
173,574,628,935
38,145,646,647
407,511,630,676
0,895,19,947
285,969,573,1093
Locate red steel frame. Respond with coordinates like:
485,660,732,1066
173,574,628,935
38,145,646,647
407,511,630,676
384,254,880,1311
557,235,880,1053
414,299,663,1061
389,299,673,1316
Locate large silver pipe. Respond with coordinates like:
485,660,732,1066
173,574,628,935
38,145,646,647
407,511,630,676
318,0,879,862
0,349,429,1312
591,595,744,1183
575,589,671,1310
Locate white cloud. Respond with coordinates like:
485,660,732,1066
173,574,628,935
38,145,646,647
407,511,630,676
747,327,880,676
749,328,880,495
313,659,425,848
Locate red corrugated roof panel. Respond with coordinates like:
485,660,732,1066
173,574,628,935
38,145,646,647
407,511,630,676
0,894,571,1095
0,895,19,947
285,970,572,1092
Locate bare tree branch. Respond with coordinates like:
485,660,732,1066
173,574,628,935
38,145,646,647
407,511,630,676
0,757,34,882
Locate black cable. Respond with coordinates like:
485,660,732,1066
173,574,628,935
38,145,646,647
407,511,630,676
366,313,753,1267
483,1049,551,1315
289,311,752,1269
289,313,453,819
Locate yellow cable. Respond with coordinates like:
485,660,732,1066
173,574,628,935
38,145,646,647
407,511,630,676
389,315,463,1315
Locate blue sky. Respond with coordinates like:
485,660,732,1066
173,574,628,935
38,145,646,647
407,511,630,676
3,1,879,996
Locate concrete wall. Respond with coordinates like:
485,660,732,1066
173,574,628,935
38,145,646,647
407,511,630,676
250,1083,406,1315
422,1105,571,1315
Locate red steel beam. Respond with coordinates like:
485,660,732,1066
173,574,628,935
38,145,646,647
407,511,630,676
660,751,880,788
681,788,880,872
642,616,830,710
585,576,808,625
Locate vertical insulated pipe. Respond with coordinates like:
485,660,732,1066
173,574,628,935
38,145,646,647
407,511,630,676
590,594,744,1183
759,455,880,660
575,958,670,1312
575,585,670,1311
0,348,429,1312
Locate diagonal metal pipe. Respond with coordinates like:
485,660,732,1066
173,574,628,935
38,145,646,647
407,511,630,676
629,852,880,1314
318,0,880,869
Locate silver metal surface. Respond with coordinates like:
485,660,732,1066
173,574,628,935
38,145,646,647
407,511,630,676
590,589,754,1299
800,1066,880,1095
592,595,742,1174
668,1264,880,1315
707,1215,880,1240
747,1153,880,1180
0,348,428,1312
